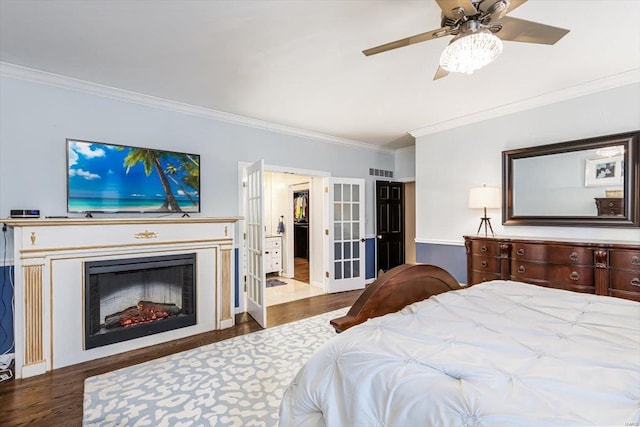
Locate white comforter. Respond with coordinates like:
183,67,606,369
279,281,640,427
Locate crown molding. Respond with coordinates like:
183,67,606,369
0,61,395,154
410,68,640,138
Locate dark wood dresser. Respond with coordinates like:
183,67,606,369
594,198,624,216
464,235,640,302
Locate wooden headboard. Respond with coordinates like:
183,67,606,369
330,264,462,333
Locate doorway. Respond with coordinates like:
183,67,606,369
376,180,405,272
264,172,323,306
238,162,366,326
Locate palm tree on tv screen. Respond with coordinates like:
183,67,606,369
165,154,199,207
121,148,182,212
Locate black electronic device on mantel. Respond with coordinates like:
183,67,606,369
10,209,40,218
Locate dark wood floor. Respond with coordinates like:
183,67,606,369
0,290,361,427
293,256,309,283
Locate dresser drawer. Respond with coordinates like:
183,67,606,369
595,197,624,216
512,243,593,265
471,256,500,272
470,240,501,257
269,238,281,248
609,250,640,270
511,261,594,286
610,270,640,293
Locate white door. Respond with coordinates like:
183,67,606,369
246,159,267,327
326,177,366,293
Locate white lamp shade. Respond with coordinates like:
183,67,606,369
469,186,501,209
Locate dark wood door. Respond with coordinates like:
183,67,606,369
376,181,404,272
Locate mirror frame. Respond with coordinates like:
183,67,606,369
502,130,640,228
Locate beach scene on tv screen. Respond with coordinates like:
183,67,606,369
67,140,200,213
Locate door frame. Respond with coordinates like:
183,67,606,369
237,162,330,314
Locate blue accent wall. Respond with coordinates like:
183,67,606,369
415,243,467,284
0,265,14,354
365,237,376,280
234,248,240,308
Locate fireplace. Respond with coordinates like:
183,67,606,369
84,253,197,349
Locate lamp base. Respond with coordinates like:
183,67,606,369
476,216,495,237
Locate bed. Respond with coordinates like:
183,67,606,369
279,262,640,427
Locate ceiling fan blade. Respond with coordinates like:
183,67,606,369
505,0,527,14
435,0,478,20
362,27,452,56
495,16,569,45
433,66,449,80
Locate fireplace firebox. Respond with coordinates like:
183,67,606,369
84,253,197,349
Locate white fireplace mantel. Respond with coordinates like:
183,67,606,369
3,216,240,378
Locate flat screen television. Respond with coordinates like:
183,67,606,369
67,139,200,214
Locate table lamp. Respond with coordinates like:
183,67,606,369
469,185,500,237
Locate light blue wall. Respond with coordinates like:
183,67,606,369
415,243,467,284
0,74,400,317
414,82,640,245
0,76,395,226
394,146,415,181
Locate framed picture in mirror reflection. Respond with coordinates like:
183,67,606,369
585,155,623,187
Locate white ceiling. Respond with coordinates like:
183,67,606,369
1,0,639,150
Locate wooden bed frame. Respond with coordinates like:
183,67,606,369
330,264,462,333
331,237,640,333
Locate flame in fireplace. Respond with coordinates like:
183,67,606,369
105,301,181,329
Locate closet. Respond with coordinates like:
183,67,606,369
293,190,309,261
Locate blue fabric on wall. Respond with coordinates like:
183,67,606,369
0,265,14,354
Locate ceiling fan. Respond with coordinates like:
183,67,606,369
363,0,570,80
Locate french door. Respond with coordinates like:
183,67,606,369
245,159,266,327
326,177,366,293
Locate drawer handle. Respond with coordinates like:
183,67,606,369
517,265,526,274
481,246,488,252
631,278,640,287
569,252,578,261
607,202,614,207
570,271,579,281
481,261,488,267
516,248,525,256
632,256,640,266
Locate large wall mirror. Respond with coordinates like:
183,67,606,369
502,131,639,227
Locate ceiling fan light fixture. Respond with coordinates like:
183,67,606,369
439,29,503,74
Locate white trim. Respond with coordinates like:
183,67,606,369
0,259,14,267
0,61,394,155
410,69,640,137
415,238,465,246
264,164,331,177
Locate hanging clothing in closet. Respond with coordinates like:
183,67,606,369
294,192,308,222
